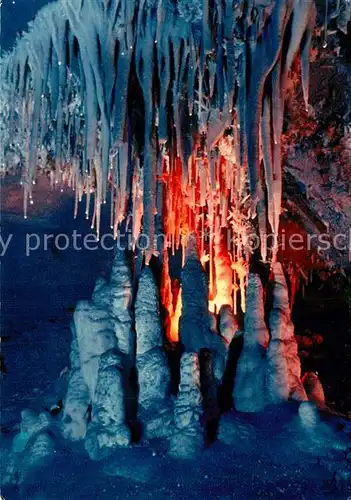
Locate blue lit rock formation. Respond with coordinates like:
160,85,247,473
169,353,204,459
233,274,269,412
62,321,90,441
135,267,172,440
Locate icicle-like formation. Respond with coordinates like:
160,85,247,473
211,220,233,312
1,0,319,265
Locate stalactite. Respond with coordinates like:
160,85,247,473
170,286,182,344
135,5,158,264
261,93,274,238
2,0,321,292
212,222,233,311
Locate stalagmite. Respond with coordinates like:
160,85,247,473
3,410,55,487
268,263,307,402
211,304,241,386
180,234,226,357
232,263,309,414
64,271,132,449
200,348,222,437
302,372,327,409
169,353,203,459
180,234,210,353
298,401,320,429
266,339,290,404
62,323,90,441
219,305,241,346
135,267,172,439
73,298,117,400
266,263,295,403
85,350,131,460
109,249,135,358
135,267,163,356
233,274,269,412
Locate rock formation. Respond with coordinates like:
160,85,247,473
110,249,135,358
302,372,326,409
218,305,241,346
3,410,54,486
135,267,172,439
63,253,134,453
180,234,228,362
233,274,269,412
234,265,308,413
169,353,204,458
62,323,90,441
73,297,117,400
266,263,307,404
85,350,131,459
109,249,137,427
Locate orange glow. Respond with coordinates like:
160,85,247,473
169,288,182,343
